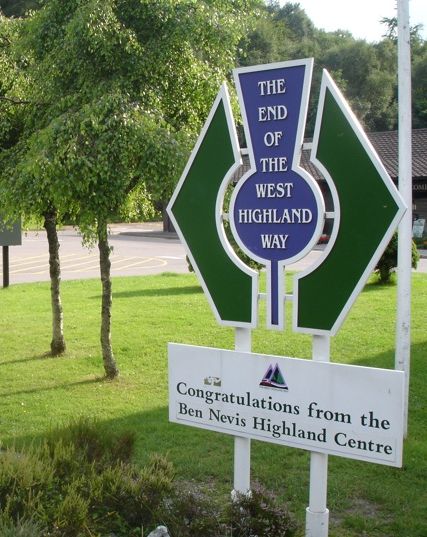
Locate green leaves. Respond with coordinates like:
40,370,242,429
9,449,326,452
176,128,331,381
239,2,426,134
1,0,257,231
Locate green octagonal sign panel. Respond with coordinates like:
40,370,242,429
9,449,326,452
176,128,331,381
167,85,258,328
168,65,405,336
293,71,406,335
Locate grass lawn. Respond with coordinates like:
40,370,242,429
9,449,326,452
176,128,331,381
0,271,426,537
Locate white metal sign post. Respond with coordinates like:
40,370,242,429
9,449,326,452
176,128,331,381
233,327,252,495
167,58,407,537
396,0,412,437
306,335,330,537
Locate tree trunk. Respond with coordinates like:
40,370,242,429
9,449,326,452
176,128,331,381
43,208,66,355
162,201,175,232
97,220,119,379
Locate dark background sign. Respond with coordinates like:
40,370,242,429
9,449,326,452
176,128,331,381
0,218,22,247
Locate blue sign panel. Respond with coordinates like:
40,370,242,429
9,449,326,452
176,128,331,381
230,60,324,329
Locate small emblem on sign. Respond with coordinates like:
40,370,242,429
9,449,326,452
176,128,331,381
260,363,288,390
204,376,221,387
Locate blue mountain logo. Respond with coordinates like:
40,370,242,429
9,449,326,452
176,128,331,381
260,363,288,390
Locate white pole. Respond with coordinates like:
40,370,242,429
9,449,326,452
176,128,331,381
305,335,330,537
396,0,412,437
233,327,251,495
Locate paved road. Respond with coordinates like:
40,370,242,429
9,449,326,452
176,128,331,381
1,223,188,285
1,223,426,285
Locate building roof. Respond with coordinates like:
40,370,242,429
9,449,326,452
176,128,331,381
368,128,427,179
237,128,427,183
300,128,427,181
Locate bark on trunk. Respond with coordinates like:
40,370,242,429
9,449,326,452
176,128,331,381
162,201,175,232
43,209,66,355
97,221,119,379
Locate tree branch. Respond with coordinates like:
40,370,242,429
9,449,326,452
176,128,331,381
0,95,47,106
0,35,12,47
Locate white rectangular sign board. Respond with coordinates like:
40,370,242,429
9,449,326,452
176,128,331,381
169,344,404,467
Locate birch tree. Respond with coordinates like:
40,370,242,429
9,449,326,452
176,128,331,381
1,0,260,377
0,13,67,355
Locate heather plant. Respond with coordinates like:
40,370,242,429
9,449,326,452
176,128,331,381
0,419,297,536
0,516,45,537
160,485,226,537
0,419,174,536
228,482,298,537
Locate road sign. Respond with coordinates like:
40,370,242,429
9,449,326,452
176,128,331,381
169,343,405,467
230,60,324,329
168,64,405,335
0,218,21,247
293,71,406,335
167,60,408,537
0,218,22,288
167,85,258,328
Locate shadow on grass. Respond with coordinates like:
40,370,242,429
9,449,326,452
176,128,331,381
7,340,426,446
89,285,203,300
0,349,84,367
9,403,238,488
0,377,100,398
0,353,55,367
363,280,397,293
3,341,425,535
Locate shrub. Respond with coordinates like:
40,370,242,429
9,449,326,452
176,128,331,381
228,482,297,537
161,484,225,537
0,516,45,537
0,447,54,520
0,419,171,536
54,482,89,537
87,454,174,533
0,419,298,536
160,481,298,537
375,232,420,283
47,416,136,466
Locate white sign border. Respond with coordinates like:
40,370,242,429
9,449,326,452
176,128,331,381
293,70,407,336
169,343,405,467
